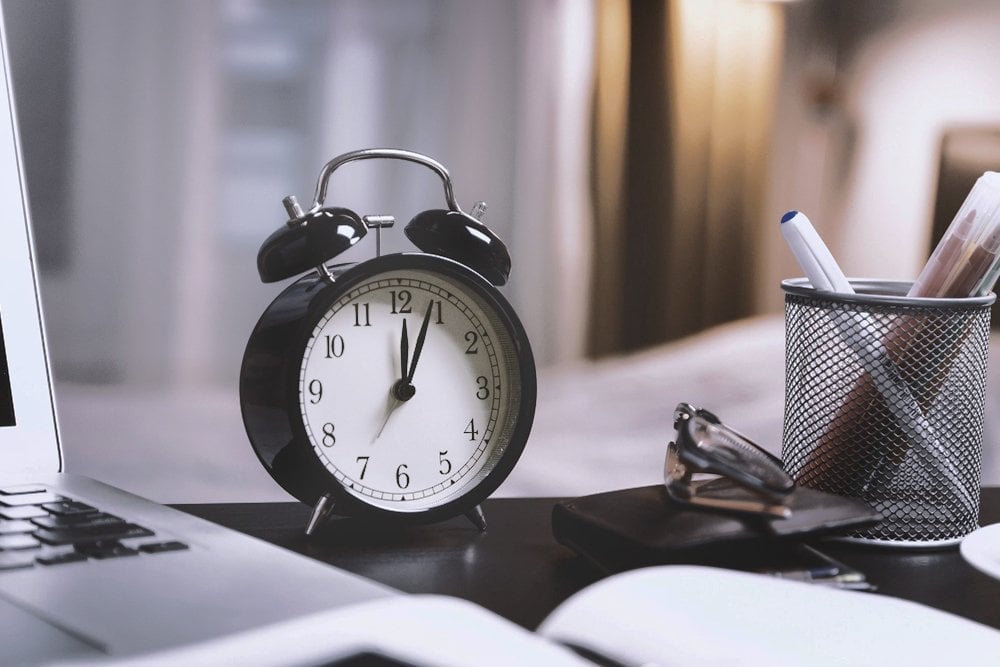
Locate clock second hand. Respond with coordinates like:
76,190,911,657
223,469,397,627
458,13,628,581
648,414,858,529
374,394,401,442
374,319,409,442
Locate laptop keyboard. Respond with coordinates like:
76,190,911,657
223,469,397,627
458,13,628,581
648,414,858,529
0,484,188,571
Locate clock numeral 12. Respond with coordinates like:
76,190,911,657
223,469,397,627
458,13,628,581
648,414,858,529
390,290,412,314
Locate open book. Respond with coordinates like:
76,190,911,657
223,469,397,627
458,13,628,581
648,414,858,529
55,565,1000,666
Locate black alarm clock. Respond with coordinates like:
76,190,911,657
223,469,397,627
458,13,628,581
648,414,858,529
240,148,536,535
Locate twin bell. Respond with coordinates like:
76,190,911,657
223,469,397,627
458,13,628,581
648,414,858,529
254,149,511,287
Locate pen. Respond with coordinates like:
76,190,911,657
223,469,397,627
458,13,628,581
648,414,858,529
780,211,854,294
911,171,1000,298
946,224,1000,298
975,250,1000,296
908,209,976,297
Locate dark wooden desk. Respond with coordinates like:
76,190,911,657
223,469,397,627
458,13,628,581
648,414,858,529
177,488,1000,632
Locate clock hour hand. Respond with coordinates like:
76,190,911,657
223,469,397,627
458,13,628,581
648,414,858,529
380,302,433,440
392,316,416,403
389,300,433,402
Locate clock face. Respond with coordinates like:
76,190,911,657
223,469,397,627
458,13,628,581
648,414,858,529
298,267,524,512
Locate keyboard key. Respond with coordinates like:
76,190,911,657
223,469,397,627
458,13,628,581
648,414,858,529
0,490,179,573
0,506,48,520
37,551,89,566
0,484,48,496
32,513,124,531
0,492,63,507
0,520,36,535
0,552,35,570
77,542,138,560
41,501,96,517
34,523,154,547
138,541,188,554
0,534,40,550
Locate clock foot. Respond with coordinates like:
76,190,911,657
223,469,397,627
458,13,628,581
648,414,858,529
464,505,487,532
305,493,337,536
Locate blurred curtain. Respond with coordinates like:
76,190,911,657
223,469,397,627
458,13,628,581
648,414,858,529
588,0,783,357
24,0,594,388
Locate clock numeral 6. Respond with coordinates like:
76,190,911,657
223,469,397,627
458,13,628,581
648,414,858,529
324,334,345,358
439,451,452,476
396,464,410,489
321,422,336,447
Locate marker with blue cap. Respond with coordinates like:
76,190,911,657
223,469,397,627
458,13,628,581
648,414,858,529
779,210,854,294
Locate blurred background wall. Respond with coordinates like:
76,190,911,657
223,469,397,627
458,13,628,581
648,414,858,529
13,0,1000,381
760,0,1000,311
4,0,1000,500
4,0,595,384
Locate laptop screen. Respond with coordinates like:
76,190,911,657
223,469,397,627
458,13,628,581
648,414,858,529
0,14,61,474
0,313,15,426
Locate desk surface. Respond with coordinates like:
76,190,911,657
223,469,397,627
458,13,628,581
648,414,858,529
177,488,1000,631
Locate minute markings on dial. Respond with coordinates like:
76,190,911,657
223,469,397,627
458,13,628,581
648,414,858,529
299,273,506,505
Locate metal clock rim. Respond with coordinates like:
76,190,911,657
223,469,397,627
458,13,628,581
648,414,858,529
284,252,536,525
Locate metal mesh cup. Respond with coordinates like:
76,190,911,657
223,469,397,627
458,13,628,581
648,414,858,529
781,279,994,547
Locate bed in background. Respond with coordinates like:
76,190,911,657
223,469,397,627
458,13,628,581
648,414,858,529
503,315,788,497
54,314,1000,505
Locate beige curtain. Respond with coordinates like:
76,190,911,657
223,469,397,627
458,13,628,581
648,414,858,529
589,0,784,357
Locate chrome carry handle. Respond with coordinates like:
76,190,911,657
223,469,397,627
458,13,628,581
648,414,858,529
310,148,461,213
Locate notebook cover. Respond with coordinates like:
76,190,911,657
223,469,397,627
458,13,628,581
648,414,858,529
551,485,880,574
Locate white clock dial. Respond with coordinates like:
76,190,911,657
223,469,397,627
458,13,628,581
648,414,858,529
299,269,516,511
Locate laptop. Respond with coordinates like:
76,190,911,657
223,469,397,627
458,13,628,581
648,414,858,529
0,13,394,666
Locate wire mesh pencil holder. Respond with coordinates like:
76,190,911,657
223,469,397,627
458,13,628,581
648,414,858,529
781,279,993,548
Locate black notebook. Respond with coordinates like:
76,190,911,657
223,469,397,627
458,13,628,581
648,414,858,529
551,484,880,574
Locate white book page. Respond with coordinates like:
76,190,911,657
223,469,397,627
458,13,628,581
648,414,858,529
52,595,591,667
49,565,1000,666
538,565,1000,667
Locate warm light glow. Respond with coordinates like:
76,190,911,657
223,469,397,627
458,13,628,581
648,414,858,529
670,0,783,201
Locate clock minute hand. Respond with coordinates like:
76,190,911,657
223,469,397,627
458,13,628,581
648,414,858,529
406,301,435,384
